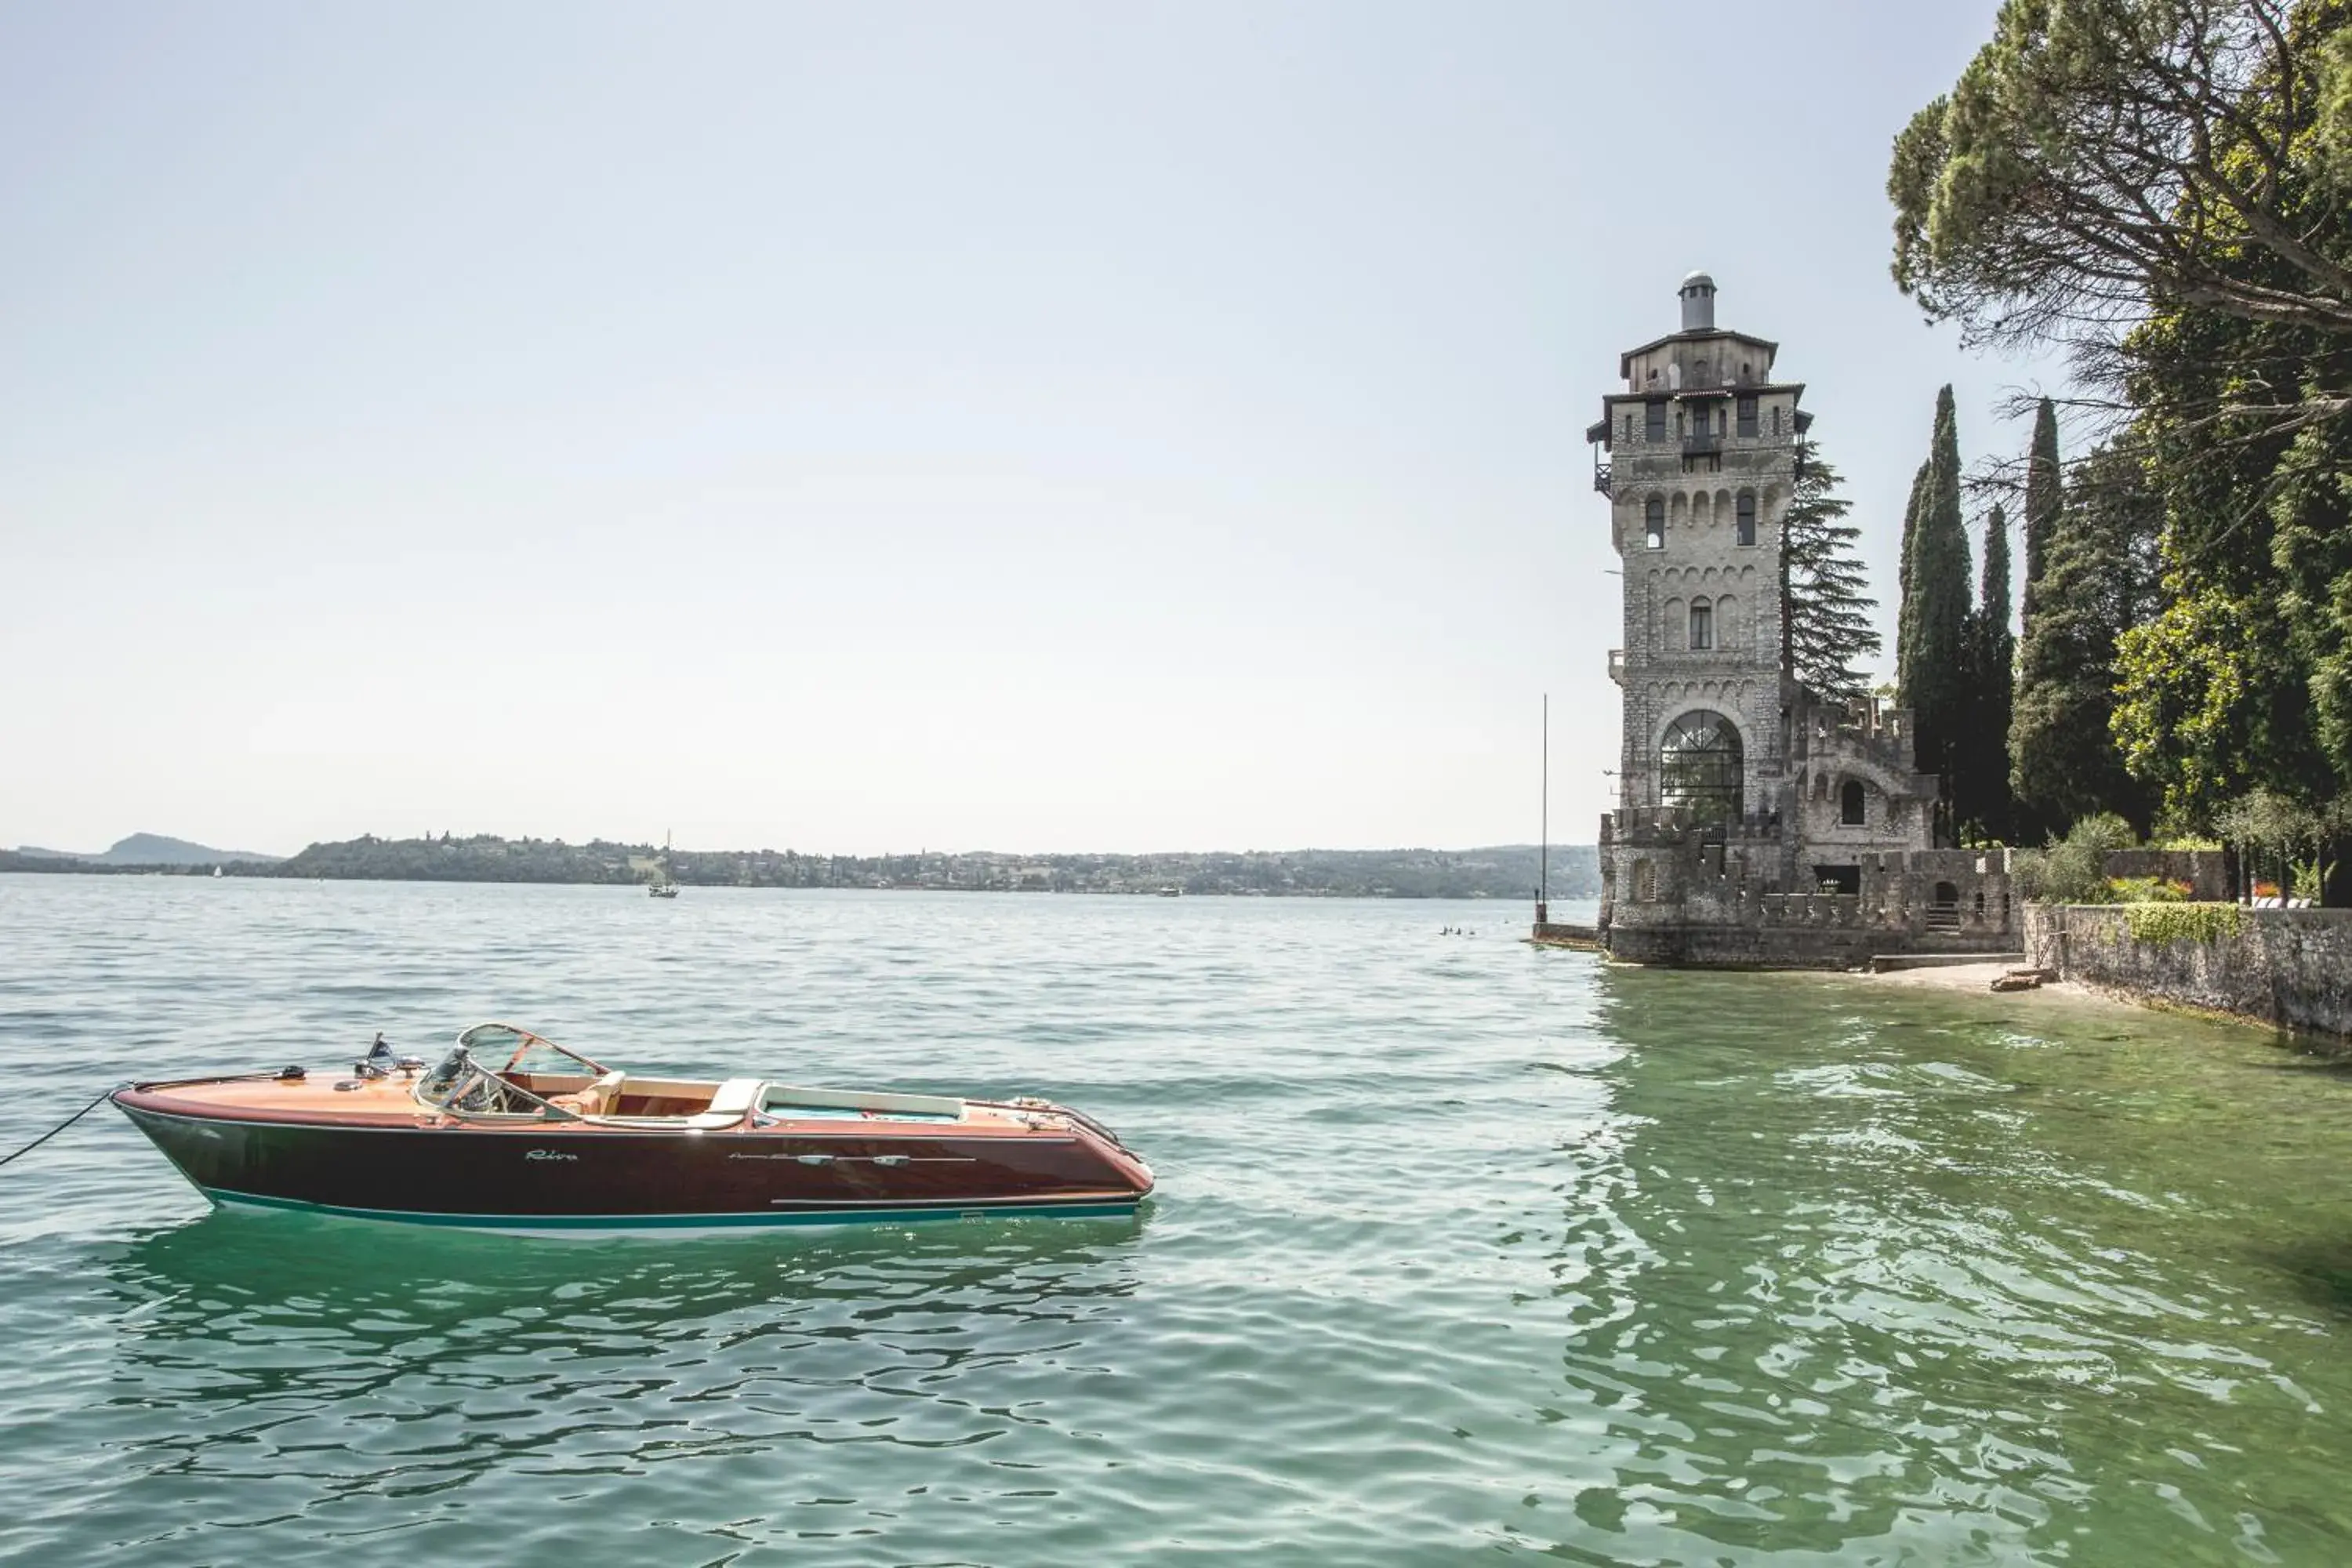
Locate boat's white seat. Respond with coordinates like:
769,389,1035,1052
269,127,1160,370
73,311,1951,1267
685,1078,768,1131
590,1071,626,1115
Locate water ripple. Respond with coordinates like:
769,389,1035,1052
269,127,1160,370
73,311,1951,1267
4,880,2352,1564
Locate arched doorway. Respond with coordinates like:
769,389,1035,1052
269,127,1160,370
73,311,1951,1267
1658,710,1744,824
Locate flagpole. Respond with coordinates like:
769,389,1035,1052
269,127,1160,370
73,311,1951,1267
1537,693,1549,926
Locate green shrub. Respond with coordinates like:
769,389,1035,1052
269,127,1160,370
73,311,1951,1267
2123,902,2243,945
2016,812,2147,906
2014,841,2115,904
2108,876,2191,902
2069,813,2137,853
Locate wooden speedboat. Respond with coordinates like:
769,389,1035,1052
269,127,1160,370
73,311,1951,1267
111,1024,1154,1233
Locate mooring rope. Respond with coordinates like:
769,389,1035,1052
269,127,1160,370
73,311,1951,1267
0,1087,117,1170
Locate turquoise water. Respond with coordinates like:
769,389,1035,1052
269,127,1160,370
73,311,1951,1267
3,877,2351,1566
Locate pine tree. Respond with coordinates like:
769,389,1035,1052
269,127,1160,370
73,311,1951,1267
1962,502,2016,840
2012,444,2152,834
1897,386,1976,825
2019,397,2062,625
1780,444,1882,699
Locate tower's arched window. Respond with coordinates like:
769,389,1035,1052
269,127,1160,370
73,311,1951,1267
1840,779,1866,826
1644,496,1664,550
1658,710,1743,823
1688,597,1714,651
1736,492,1757,546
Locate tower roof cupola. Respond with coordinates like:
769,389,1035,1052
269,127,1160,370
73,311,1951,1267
1679,270,1717,332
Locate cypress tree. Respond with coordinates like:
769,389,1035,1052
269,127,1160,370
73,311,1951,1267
2009,401,2067,841
1780,443,1882,699
2011,444,2150,833
1897,386,1976,829
1964,502,2016,840
1894,459,1929,675
2019,397,2062,625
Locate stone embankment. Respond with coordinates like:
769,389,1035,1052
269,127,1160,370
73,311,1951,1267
2025,904,2352,1045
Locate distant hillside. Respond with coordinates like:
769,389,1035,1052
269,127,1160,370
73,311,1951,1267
96,833,281,866
276,834,646,884
9,833,282,867
267,833,1601,899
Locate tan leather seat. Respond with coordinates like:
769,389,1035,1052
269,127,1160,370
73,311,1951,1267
552,1070,626,1116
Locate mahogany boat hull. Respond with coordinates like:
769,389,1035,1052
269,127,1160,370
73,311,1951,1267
112,1093,1152,1233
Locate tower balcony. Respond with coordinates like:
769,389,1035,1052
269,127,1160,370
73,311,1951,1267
1682,431,1723,457
1592,461,1612,496
1607,648,1624,684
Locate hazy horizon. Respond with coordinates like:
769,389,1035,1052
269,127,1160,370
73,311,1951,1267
15,826,1603,860
4,2,2060,858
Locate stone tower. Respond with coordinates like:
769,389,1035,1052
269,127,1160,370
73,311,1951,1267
1585,274,1973,967
1586,271,1805,829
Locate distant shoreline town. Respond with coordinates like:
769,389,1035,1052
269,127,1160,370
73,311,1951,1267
2,833,1602,902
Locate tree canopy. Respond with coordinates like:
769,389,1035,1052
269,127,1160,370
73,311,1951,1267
1888,0,2352,440
1893,0,2352,898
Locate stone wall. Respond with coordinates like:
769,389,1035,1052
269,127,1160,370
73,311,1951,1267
1602,811,2021,967
1606,920,2017,970
2025,904,2352,1043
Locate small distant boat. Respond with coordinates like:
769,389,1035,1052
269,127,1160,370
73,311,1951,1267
210,866,223,879
648,831,680,898
111,1023,1153,1232
1156,885,1181,898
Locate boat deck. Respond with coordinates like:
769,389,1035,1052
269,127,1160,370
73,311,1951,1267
122,1071,1048,1136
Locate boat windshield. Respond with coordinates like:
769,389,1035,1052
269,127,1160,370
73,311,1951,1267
414,1025,615,1120
456,1023,608,1078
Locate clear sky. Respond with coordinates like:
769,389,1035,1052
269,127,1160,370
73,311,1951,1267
2,2,2060,858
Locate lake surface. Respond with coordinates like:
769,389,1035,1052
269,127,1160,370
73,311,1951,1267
3,877,2351,1566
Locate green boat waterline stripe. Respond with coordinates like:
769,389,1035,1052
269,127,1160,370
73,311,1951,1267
204,1189,1143,1229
